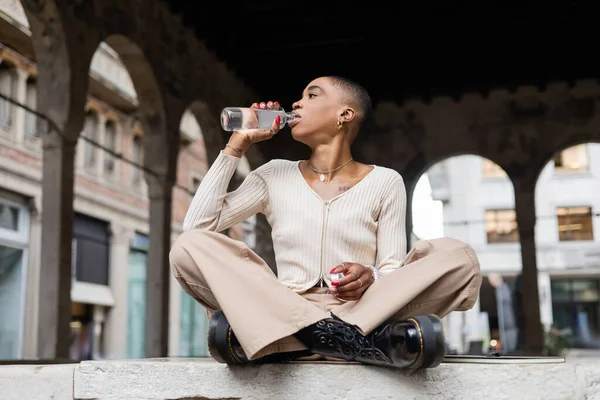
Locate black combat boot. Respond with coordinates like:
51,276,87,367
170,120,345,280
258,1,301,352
207,310,312,364
294,313,446,369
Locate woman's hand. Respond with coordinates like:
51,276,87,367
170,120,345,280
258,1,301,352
328,262,374,301
232,101,283,146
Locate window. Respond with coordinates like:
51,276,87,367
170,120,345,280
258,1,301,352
482,159,507,178
131,135,143,186
557,206,594,241
485,210,519,243
0,64,15,127
0,203,20,231
553,144,588,173
83,112,98,169
104,120,117,175
24,78,38,137
0,196,30,359
179,292,209,357
551,278,600,345
127,232,148,359
72,213,110,285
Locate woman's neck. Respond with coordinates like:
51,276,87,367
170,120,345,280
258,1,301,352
308,143,353,172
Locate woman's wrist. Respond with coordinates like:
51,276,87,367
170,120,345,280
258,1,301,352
365,265,380,281
224,132,252,158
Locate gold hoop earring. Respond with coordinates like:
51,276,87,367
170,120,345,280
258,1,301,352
336,120,343,130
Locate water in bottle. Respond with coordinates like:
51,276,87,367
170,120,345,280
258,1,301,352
220,107,296,132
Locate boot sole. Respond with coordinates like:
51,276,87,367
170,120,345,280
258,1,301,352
207,310,245,365
408,314,446,369
208,310,313,364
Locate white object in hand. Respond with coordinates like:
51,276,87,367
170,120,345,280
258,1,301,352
330,272,344,282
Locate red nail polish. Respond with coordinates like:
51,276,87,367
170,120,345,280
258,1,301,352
332,281,339,286
274,101,280,106
260,103,266,109
330,268,336,274
267,101,273,107
275,115,281,124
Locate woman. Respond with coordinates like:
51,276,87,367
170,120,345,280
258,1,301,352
170,76,481,369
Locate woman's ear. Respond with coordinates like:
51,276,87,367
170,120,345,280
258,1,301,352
340,107,356,123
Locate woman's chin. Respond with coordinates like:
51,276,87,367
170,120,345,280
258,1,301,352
290,128,307,143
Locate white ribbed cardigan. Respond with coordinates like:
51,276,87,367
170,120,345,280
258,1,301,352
183,151,407,293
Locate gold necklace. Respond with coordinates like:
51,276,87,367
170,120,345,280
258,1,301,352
308,157,354,182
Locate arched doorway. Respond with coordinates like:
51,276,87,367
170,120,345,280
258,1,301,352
412,154,520,355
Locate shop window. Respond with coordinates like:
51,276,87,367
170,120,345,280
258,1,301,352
0,196,29,359
551,278,600,347
179,292,209,357
126,232,148,359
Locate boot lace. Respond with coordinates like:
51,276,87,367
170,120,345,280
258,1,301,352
315,314,392,364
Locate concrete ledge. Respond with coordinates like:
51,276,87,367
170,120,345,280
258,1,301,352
74,358,599,400
0,363,76,400
1,357,599,399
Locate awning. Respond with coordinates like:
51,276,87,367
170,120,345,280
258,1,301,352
71,280,115,307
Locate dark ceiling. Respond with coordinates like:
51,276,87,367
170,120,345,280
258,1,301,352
163,0,598,109
162,1,599,161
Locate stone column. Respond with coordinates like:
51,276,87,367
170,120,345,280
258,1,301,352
38,131,77,359
12,69,28,144
142,113,179,357
23,0,97,360
103,224,134,359
91,305,106,360
145,176,175,357
513,180,545,354
168,230,183,357
22,197,41,358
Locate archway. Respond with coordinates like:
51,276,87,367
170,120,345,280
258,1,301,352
73,33,185,360
70,36,148,362
412,154,520,355
533,142,600,352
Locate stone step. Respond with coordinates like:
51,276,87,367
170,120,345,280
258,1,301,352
1,357,599,399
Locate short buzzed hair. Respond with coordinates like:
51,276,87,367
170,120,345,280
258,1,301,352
326,76,373,140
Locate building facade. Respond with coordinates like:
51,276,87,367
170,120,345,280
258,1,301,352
0,1,254,360
427,145,600,353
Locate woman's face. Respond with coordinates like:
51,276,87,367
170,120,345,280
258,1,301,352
288,77,345,145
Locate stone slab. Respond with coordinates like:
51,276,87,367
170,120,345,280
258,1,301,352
73,358,600,400
0,363,76,400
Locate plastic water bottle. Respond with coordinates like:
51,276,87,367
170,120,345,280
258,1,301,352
220,107,296,132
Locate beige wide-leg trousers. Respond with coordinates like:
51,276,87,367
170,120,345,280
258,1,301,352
169,229,482,360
